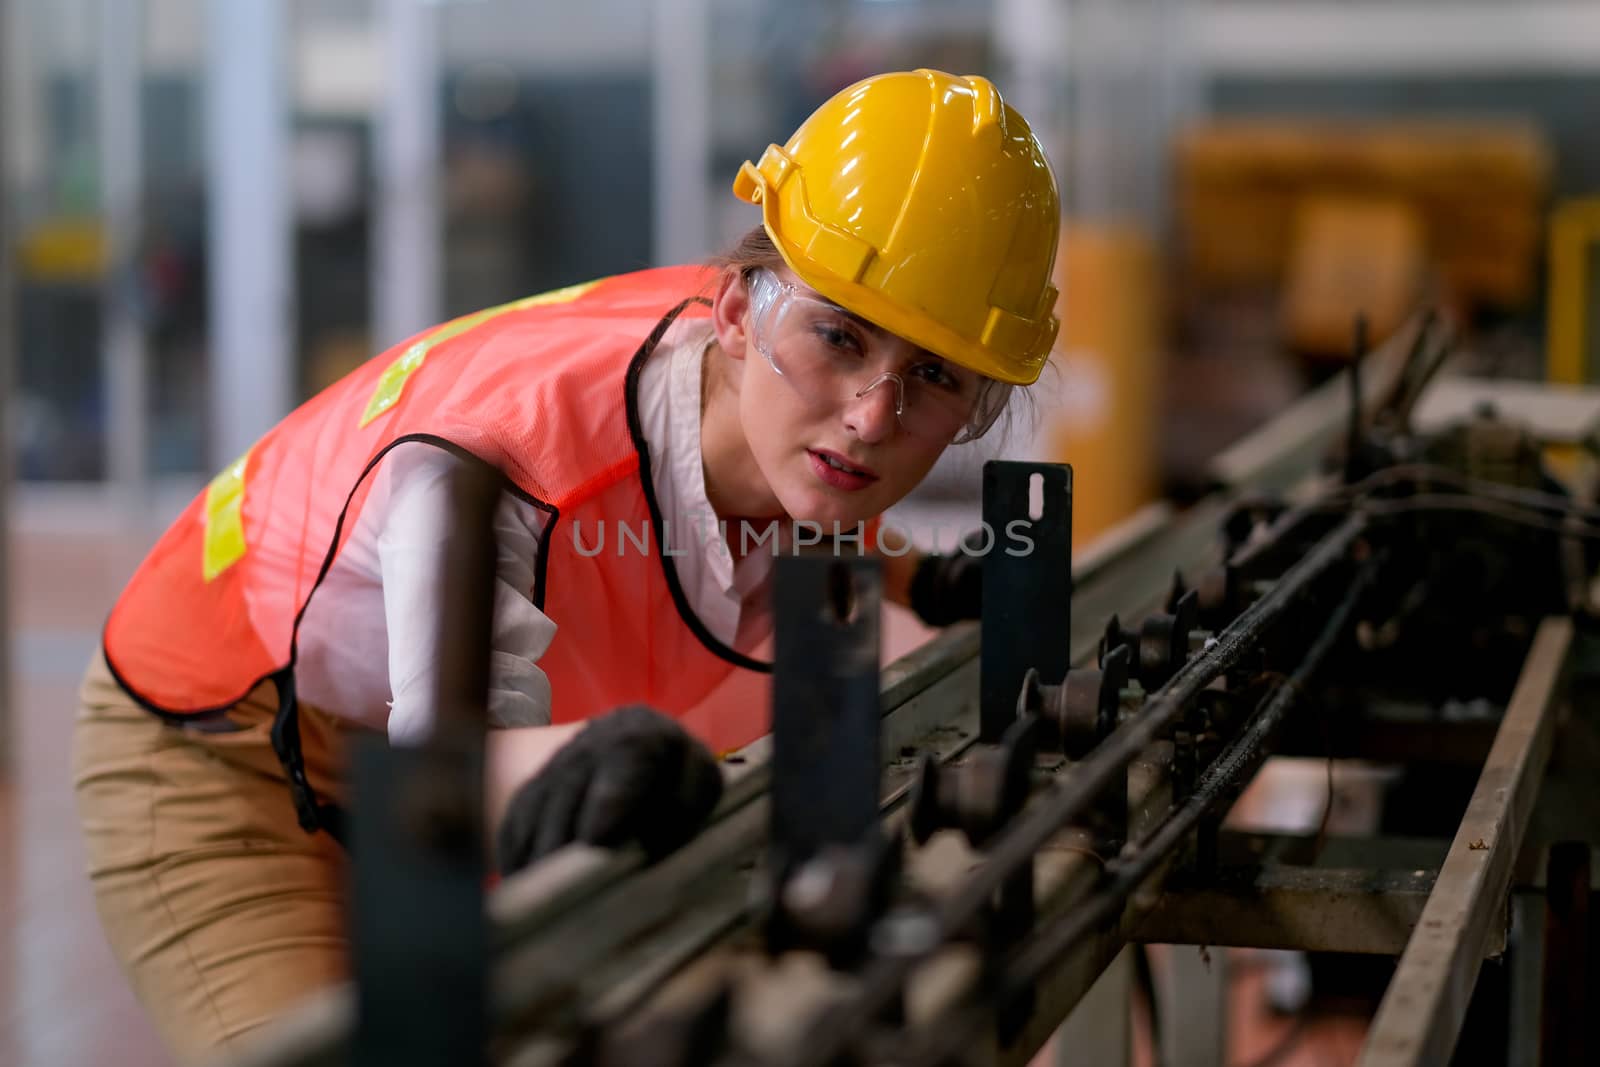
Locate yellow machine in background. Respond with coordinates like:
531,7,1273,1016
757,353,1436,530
1177,120,1550,360
1547,197,1600,386
1280,195,1428,357
16,218,107,283
1046,119,1558,549
1042,222,1164,550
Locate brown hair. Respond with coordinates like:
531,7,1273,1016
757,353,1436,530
704,226,785,281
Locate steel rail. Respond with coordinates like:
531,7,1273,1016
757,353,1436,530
1015,553,1376,987
778,513,1369,1067
207,503,1206,1067
481,485,1223,965
897,553,1380,1064
1358,617,1572,1067
212,380,1362,1067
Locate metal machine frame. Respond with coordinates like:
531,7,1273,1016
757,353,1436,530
215,319,1600,1067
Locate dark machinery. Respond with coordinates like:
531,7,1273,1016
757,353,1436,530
216,315,1600,1067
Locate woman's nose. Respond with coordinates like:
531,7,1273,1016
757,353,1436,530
844,374,902,442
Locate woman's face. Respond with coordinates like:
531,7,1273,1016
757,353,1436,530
709,267,966,530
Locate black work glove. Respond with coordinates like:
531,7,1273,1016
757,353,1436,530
496,705,723,875
908,530,986,627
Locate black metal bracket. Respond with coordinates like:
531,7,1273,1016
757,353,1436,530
967,461,1071,1047
350,461,498,1067
766,551,892,966
1171,566,1238,635
981,461,1073,744
349,739,488,1067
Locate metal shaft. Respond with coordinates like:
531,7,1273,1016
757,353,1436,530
781,513,1368,1067
895,552,1378,1063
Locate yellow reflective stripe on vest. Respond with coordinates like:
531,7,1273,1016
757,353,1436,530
358,277,608,428
202,449,250,582
520,277,609,308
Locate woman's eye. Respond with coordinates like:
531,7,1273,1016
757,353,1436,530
912,362,963,392
813,321,862,354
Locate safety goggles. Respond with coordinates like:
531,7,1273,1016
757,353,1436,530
746,270,1012,444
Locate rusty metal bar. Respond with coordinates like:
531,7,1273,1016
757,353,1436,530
1272,704,1499,766
1135,829,1451,956
1359,617,1573,1067
1134,865,1437,956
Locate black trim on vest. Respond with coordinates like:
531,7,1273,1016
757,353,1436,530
105,291,772,842
103,435,554,841
530,487,555,612
271,435,551,839
622,297,773,675
98,436,557,730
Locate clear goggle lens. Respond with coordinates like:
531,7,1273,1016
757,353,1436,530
746,270,1010,444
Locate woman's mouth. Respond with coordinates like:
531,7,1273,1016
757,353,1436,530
807,449,879,491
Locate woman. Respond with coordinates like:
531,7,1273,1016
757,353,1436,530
73,68,1061,1061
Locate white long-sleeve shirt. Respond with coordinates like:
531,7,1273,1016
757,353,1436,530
293,317,774,743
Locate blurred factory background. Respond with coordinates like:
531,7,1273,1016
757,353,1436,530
2,1,1598,1063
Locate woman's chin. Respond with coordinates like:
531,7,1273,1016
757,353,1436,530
783,495,877,533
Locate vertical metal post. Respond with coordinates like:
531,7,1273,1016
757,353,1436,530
1067,0,1116,223
97,0,147,496
204,0,292,469
1054,946,1133,1067
650,0,711,264
767,549,887,968
991,0,1068,168
980,461,1070,1045
350,460,496,1067
0,0,15,764
1159,946,1228,1067
1541,842,1591,1065
1067,0,1199,234
981,461,1073,743
373,0,440,349
769,552,883,877
1507,890,1545,1067
1147,0,1202,244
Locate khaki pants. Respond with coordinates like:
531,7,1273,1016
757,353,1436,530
73,649,363,1064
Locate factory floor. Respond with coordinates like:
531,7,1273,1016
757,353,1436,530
3,493,170,1066
4,489,1373,1067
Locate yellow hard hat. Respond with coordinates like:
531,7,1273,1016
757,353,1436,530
733,69,1061,386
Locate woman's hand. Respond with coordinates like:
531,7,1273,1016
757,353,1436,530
494,706,723,875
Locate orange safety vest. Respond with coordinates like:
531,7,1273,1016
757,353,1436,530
104,266,780,831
